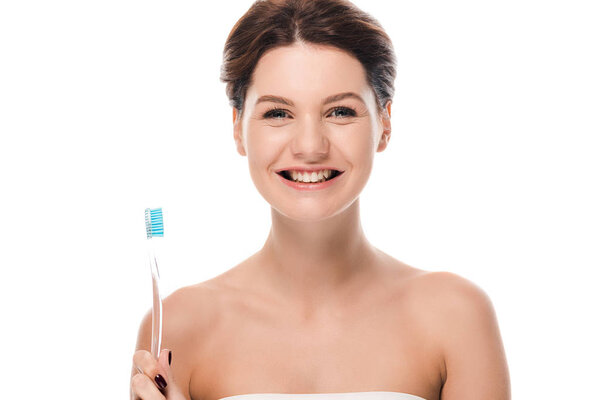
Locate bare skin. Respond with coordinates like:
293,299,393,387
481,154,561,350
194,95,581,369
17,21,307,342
131,43,510,400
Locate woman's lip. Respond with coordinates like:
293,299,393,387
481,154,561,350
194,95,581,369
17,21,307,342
276,171,344,191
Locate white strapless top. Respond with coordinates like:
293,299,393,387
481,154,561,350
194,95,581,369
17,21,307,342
218,391,427,400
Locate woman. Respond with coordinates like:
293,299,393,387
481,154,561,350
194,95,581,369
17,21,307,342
130,1,511,399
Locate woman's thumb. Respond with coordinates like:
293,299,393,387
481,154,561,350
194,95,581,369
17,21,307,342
158,349,174,380
156,348,186,399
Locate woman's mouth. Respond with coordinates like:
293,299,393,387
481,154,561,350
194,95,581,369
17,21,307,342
276,168,342,183
275,168,345,190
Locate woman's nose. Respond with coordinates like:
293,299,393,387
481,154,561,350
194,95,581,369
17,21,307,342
290,117,330,159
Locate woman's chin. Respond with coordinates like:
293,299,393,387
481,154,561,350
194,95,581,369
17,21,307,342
270,198,357,222
273,209,333,222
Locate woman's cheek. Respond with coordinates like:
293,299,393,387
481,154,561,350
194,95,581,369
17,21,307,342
245,129,287,176
336,124,377,156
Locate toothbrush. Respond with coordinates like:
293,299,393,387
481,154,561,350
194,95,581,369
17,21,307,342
144,207,164,360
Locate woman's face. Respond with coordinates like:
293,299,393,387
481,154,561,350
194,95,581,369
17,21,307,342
233,43,391,221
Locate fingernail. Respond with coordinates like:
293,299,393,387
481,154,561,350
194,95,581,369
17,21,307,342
155,374,167,389
168,350,172,365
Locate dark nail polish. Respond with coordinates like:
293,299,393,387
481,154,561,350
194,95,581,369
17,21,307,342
168,350,172,365
155,374,167,389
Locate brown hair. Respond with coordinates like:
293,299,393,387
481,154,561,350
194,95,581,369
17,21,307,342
220,0,396,115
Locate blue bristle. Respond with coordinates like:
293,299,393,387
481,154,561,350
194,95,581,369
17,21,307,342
145,207,164,238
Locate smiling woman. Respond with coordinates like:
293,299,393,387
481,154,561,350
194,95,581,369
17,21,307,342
130,1,510,400
233,43,390,221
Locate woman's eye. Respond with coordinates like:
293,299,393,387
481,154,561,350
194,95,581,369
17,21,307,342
329,107,357,118
263,108,289,119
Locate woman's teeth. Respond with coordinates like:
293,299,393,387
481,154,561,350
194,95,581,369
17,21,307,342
288,169,335,183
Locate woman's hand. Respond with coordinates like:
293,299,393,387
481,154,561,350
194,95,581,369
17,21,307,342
131,349,188,400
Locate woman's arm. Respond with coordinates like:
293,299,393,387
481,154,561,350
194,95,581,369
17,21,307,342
433,272,511,400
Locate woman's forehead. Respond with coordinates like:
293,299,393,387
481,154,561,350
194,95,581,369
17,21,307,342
247,43,373,105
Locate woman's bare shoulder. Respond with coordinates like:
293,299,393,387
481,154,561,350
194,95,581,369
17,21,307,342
161,280,224,331
406,270,505,385
403,269,497,327
376,250,491,305
135,283,215,341
373,252,495,327
409,270,493,303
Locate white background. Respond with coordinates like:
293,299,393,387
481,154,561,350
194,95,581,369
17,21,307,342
1,0,598,398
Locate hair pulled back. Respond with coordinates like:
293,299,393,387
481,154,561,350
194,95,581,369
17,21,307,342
220,0,396,114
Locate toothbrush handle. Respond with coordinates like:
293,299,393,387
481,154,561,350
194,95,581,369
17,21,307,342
148,246,163,360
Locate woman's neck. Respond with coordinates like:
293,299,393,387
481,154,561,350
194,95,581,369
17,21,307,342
253,199,379,318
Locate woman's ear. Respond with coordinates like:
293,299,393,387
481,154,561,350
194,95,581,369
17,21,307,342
376,101,392,152
232,108,247,156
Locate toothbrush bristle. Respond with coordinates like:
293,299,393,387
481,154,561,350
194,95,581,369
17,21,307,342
145,208,164,238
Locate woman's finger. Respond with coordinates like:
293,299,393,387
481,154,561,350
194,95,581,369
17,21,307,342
157,349,173,381
132,350,168,391
131,372,166,400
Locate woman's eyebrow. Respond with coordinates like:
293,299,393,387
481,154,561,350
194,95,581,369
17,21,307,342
323,92,365,105
256,95,294,106
255,92,365,107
